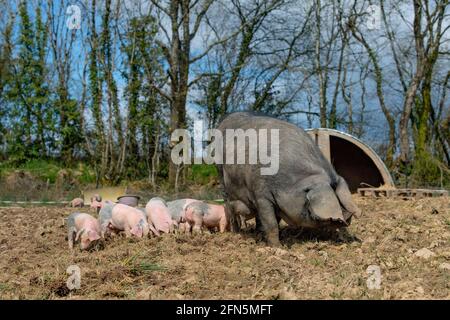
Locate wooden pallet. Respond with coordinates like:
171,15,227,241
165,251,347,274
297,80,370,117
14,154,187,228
357,188,448,199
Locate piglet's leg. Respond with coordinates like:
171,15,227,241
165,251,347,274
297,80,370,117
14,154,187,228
148,223,160,237
178,222,186,234
219,215,228,233
124,226,132,238
192,212,203,234
100,222,109,238
185,222,193,234
68,228,76,249
168,222,175,233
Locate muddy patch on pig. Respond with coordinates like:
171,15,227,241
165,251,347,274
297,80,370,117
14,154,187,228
0,196,449,299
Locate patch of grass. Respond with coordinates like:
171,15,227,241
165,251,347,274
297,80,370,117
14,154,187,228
129,261,166,275
310,258,323,266
137,262,166,272
122,254,166,275
0,283,9,292
17,159,61,183
0,159,96,187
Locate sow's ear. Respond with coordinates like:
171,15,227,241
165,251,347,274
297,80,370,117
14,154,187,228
306,184,345,223
335,176,362,218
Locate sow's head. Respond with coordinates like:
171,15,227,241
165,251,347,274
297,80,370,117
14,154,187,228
305,176,362,226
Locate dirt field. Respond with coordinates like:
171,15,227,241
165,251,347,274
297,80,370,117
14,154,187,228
0,196,449,300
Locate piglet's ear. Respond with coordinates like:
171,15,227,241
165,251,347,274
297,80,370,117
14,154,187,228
130,225,143,238
75,229,85,241
88,230,100,241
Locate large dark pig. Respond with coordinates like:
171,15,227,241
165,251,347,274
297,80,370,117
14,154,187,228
216,112,361,247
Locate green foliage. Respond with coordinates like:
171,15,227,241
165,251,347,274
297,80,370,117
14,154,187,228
189,164,218,184
0,15,14,146
121,14,165,180
77,163,97,184
88,0,104,153
13,160,60,183
410,152,450,189
7,2,52,161
0,159,96,186
195,73,223,127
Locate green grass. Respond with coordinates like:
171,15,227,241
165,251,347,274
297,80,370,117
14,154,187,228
0,159,95,202
0,159,96,185
15,159,60,183
0,283,9,292
121,253,166,274
129,261,166,275
137,262,166,272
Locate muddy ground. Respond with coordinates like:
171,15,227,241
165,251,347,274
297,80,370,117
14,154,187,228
0,196,449,299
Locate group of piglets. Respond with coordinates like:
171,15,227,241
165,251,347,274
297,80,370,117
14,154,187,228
67,195,228,250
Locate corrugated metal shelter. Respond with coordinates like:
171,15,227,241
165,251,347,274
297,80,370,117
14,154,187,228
306,128,395,193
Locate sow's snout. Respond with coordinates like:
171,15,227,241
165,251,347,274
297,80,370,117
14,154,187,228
306,184,348,226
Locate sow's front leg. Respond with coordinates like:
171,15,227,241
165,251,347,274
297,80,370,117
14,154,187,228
256,198,281,247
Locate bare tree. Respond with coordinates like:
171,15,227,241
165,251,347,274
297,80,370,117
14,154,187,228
348,0,396,167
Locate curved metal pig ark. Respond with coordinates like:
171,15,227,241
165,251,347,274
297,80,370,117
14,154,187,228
216,112,361,247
